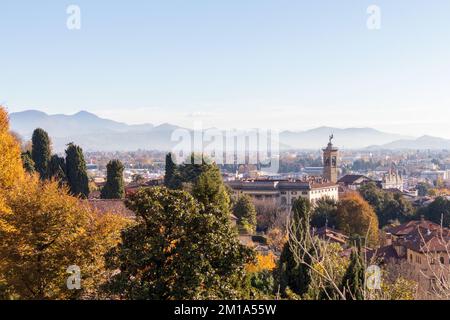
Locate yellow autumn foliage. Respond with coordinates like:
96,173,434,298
0,176,130,299
0,107,130,299
246,252,277,274
0,106,24,190
336,192,379,247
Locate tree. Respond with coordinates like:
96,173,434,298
340,247,365,300
279,197,313,297
336,193,379,247
380,193,415,226
254,200,280,232
0,107,25,189
233,194,257,232
21,151,35,174
307,242,349,300
359,182,385,215
311,197,338,229
0,108,128,299
31,128,52,179
0,176,128,299
417,182,431,197
359,182,415,227
65,143,89,198
101,160,125,199
164,153,179,189
48,154,67,182
104,187,254,299
421,197,450,228
191,163,230,213
246,253,277,298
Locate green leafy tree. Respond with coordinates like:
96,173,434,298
416,182,431,197
421,197,450,227
31,128,51,179
191,163,230,211
48,155,67,183
279,197,312,297
164,153,180,189
359,182,414,227
248,270,275,298
311,197,338,229
233,194,257,232
381,193,415,226
101,160,125,199
178,154,209,183
21,151,35,173
359,182,385,214
65,143,89,198
104,187,254,299
340,246,365,300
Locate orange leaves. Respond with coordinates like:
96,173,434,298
337,192,379,246
0,173,127,299
0,106,10,131
163,239,179,254
0,107,25,189
246,252,277,274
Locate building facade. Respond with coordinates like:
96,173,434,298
381,220,450,296
381,170,404,191
226,179,339,211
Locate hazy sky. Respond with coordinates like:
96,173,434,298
1,1,450,138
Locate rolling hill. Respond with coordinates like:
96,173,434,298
10,109,443,152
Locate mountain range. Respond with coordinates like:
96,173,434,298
8,110,450,152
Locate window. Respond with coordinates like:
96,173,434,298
440,257,445,265
415,256,422,264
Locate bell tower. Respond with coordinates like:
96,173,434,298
323,134,339,183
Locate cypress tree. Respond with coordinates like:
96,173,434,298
340,244,365,300
232,194,257,231
31,128,51,179
192,163,231,213
164,153,179,189
279,197,313,297
65,143,89,198
21,151,35,173
48,155,67,183
101,159,125,199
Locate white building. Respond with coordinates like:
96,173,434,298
227,179,339,211
381,170,404,191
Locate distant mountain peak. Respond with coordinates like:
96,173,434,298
73,110,99,118
9,109,450,151
12,109,48,117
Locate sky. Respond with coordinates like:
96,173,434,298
1,0,450,138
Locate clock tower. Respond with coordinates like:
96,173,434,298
323,135,339,183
